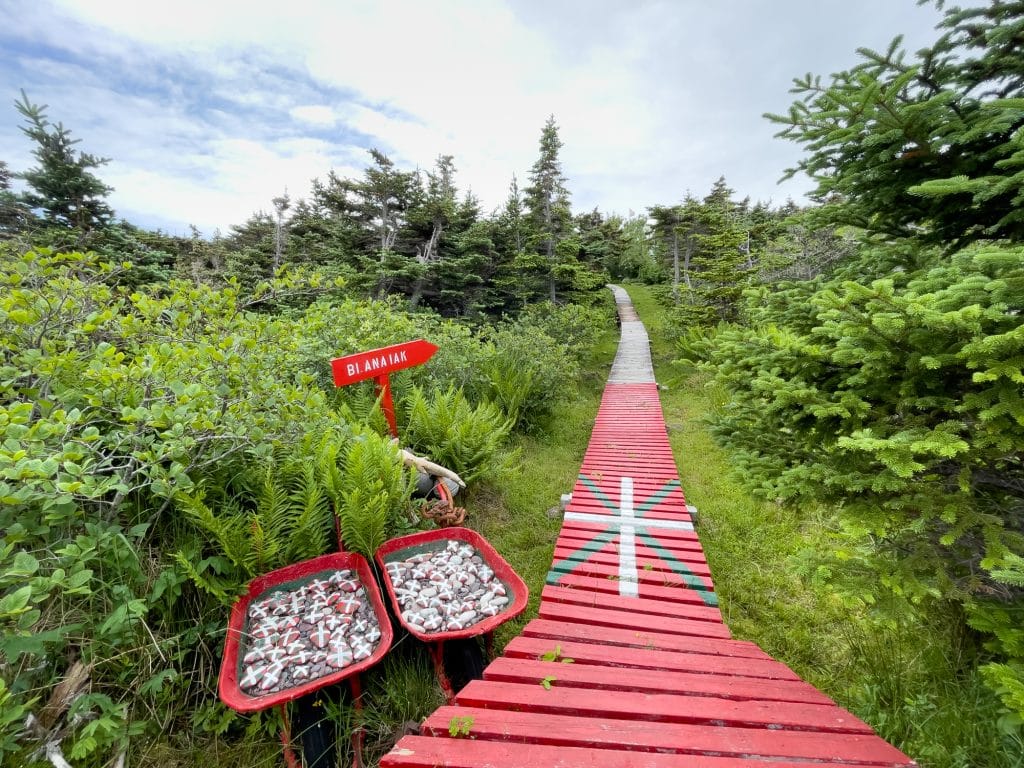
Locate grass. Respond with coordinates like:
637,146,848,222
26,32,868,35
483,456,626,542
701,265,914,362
624,282,1023,768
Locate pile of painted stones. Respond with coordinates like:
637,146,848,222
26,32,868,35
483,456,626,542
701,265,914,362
238,570,382,695
386,540,510,633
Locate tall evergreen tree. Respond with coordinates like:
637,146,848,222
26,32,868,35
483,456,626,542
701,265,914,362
648,195,702,303
524,115,572,301
690,177,752,324
14,91,113,235
496,175,526,255
407,155,459,307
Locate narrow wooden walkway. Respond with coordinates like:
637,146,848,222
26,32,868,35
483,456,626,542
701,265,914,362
382,287,916,767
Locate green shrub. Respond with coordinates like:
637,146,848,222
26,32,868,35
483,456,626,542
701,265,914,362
704,243,1024,720
477,324,578,431
402,386,512,485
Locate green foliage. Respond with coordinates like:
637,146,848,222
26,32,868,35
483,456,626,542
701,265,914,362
447,716,474,737
538,644,574,663
767,3,1024,248
402,386,512,485
0,678,33,762
479,322,583,431
516,301,614,354
700,243,1024,727
331,432,417,558
706,244,1024,600
628,283,1022,766
175,443,339,595
0,248,421,763
13,90,113,235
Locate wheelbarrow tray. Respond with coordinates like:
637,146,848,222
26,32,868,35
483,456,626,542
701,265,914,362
375,527,528,642
218,551,393,713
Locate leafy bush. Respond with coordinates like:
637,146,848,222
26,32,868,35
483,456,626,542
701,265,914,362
516,300,613,360
0,249,419,763
477,324,578,431
0,246,608,764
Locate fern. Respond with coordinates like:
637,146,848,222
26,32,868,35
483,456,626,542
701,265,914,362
402,386,513,484
174,491,252,573
283,462,331,564
176,442,340,582
331,431,416,558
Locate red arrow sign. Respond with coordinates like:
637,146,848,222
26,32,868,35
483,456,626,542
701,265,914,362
330,339,439,387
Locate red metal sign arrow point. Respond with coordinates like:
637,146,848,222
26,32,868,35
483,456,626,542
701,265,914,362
330,339,439,387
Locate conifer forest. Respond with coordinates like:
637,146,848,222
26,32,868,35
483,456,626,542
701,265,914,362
1,2,1023,766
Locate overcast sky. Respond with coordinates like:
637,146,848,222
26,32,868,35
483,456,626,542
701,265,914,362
0,0,944,235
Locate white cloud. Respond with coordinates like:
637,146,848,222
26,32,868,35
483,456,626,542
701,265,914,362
1,0,946,231
289,105,337,126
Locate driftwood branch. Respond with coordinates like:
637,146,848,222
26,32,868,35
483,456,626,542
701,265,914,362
395,443,466,488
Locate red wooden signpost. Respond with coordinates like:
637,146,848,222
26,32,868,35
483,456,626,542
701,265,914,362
330,339,439,437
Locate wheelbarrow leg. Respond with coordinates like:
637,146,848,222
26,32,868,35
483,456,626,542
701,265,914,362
484,631,495,660
428,642,457,704
291,691,338,768
349,675,365,768
278,704,301,768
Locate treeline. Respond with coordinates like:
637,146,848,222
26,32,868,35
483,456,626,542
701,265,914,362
656,0,1024,742
1,106,632,314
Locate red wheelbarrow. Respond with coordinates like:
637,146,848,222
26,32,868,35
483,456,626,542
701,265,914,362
219,551,393,767
374,527,528,701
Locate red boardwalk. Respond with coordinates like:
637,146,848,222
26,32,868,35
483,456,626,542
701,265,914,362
382,287,916,767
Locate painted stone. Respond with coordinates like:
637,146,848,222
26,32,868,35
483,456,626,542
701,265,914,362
385,540,513,635
237,568,383,696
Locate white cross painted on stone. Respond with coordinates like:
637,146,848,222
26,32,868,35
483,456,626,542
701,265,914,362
563,477,694,598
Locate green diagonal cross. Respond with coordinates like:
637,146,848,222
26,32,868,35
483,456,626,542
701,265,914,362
547,474,717,607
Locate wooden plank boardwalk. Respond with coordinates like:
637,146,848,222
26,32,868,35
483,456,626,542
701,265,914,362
382,286,916,767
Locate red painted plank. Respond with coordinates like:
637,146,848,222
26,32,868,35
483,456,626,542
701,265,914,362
383,736,883,768
552,546,709,576
415,710,913,766
552,541,710,568
483,657,832,706
541,585,722,623
455,680,873,733
577,468,682,480
578,474,682,487
564,499,693,519
557,526,700,548
547,559,715,592
519,620,776,664
504,636,802,681
576,477,685,491
555,528,704,552
538,601,730,639
548,572,714,604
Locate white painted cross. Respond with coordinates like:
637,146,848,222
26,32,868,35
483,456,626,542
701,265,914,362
563,476,694,598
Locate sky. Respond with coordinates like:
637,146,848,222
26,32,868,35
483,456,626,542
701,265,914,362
0,0,945,236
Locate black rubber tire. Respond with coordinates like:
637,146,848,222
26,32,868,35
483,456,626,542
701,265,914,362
292,689,338,768
442,637,485,693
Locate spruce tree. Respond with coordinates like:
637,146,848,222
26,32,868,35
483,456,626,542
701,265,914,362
0,160,31,235
14,91,113,235
766,2,1024,250
524,115,572,301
